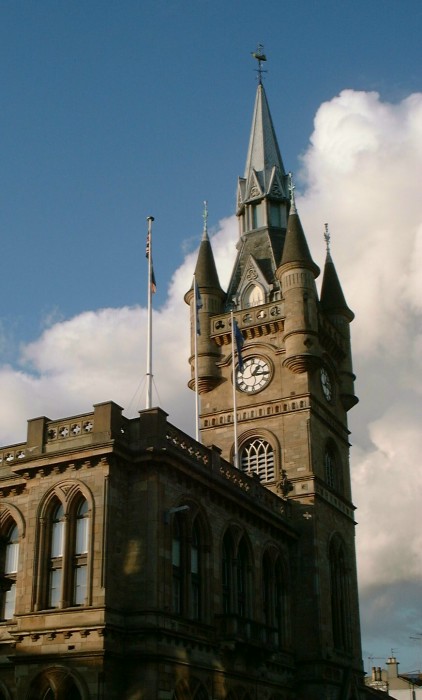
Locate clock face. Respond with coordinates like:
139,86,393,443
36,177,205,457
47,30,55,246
236,357,271,393
320,367,333,402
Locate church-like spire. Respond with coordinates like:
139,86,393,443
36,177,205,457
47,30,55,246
243,81,286,189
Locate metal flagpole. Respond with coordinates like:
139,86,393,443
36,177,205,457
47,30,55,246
231,310,239,468
193,274,201,443
146,216,154,409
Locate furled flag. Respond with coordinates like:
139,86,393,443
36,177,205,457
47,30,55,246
146,229,157,293
233,319,244,371
195,281,203,335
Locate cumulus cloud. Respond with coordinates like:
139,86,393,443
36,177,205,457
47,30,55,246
297,89,422,668
1,90,422,669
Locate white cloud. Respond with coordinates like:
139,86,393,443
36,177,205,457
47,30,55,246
1,90,422,669
297,89,422,670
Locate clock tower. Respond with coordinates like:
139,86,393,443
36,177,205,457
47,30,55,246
186,67,367,698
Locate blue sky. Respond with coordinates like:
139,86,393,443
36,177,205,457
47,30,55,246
1,0,422,676
1,0,421,344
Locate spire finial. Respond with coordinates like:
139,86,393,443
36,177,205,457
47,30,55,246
324,223,331,253
251,44,267,85
288,172,297,213
202,200,208,240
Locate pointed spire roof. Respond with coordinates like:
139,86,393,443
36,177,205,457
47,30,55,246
280,206,320,278
320,225,354,320
193,204,223,291
243,83,286,193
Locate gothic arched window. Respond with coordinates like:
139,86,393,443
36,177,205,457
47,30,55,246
37,491,92,611
262,552,288,648
240,438,275,482
243,284,264,308
324,441,343,493
171,512,205,621
329,535,351,651
222,531,234,614
1,522,19,619
237,538,250,618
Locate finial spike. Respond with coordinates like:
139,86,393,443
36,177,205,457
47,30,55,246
202,200,208,240
288,172,297,213
324,223,331,253
251,43,268,85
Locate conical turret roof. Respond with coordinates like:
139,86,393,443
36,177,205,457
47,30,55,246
193,229,223,291
320,251,354,320
280,205,320,278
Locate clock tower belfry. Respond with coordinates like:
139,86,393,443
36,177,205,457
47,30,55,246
185,64,368,699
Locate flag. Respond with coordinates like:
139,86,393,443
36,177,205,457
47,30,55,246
233,319,244,371
195,281,203,335
151,264,157,294
146,229,157,293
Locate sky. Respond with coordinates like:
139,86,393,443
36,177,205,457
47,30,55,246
1,0,422,675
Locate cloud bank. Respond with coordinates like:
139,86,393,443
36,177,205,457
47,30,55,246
1,89,422,670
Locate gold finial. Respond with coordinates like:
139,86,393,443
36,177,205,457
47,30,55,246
288,172,297,213
202,200,208,239
251,44,267,84
324,223,331,252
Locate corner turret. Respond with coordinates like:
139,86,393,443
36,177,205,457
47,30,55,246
184,205,225,393
320,225,358,410
276,185,321,373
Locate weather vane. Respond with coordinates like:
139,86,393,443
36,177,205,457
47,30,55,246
324,223,331,252
288,172,297,212
202,200,208,235
251,44,267,84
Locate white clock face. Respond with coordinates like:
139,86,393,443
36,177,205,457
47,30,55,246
236,357,271,393
320,367,333,401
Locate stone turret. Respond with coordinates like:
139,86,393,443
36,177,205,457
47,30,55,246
276,197,321,373
320,231,358,409
184,212,225,393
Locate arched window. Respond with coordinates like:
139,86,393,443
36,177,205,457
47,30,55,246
329,536,351,651
172,515,182,614
171,513,205,621
240,439,275,482
324,442,343,493
28,670,82,700
38,492,91,611
172,677,209,700
262,552,288,648
48,502,65,608
1,522,19,619
237,538,250,618
243,284,264,308
222,532,234,614
190,520,200,619
72,499,89,606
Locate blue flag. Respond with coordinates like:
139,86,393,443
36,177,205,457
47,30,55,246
233,319,244,371
195,281,203,335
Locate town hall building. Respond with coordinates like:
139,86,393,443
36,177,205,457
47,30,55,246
0,62,384,699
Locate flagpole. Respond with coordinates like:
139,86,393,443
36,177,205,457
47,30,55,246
231,310,239,468
193,274,201,443
146,216,154,409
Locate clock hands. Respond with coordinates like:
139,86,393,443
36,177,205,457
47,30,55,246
251,367,269,376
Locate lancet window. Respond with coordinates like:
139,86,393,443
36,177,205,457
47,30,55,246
36,490,91,610
171,511,206,621
0,522,19,619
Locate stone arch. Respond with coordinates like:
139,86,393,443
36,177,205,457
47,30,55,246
26,665,88,700
172,677,209,699
0,502,25,538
